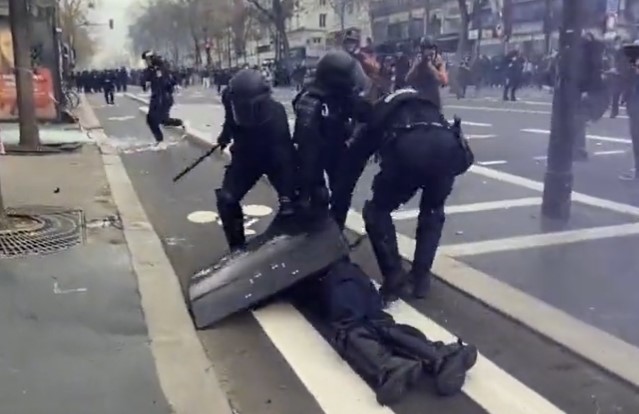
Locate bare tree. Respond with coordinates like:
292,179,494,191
246,0,295,67
59,0,99,66
456,0,471,58
328,0,362,33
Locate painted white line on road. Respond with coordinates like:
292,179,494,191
448,105,551,115
344,210,639,390
253,303,395,414
107,115,136,121
522,128,632,144
450,120,492,127
345,212,565,414
593,150,627,156
478,160,507,166
187,210,218,224
469,164,639,217
392,197,542,220
467,134,497,139
533,155,547,161
439,222,639,257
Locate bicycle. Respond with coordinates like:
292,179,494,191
62,85,80,110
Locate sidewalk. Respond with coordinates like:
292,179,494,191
0,118,233,413
0,142,171,413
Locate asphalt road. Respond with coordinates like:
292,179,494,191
87,92,639,414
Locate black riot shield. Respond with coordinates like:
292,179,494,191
188,217,349,329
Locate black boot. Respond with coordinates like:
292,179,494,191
433,339,478,396
375,322,477,396
335,325,423,406
215,189,246,250
363,201,407,304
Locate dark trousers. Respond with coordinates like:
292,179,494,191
103,87,115,104
146,98,165,142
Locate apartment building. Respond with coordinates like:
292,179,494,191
243,0,373,66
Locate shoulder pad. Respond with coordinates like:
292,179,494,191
294,93,322,112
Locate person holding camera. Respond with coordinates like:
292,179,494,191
405,36,448,110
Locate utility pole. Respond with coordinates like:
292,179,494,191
541,0,582,219
9,0,41,149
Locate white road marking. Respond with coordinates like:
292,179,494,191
449,119,492,127
533,155,547,161
187,210,219,224
469,164,639,217
478,160,507,166
345,210,639,389
244,204,273,217
467,134,497,139
448,104,629,119
522,128,632,144
448,105,551,115
343,212,566,413
439,222,639,257
107,115,136,121
593,150,627,156
392,197,542,220
53,281,87,294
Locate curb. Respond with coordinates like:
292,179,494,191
77,94,235,414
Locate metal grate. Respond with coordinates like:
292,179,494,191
0,208,84,259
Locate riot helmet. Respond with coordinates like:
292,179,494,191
315,50,359,93
228,69,272,127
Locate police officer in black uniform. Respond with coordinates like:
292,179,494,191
292,50,371,227
141,51,183,143
102,69,116,105
215,69,297,250
348,88,474,303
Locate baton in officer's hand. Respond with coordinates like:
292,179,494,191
173,144,221,182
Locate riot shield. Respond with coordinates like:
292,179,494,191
188,217,349,329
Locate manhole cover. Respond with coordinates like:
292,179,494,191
0,207,84,259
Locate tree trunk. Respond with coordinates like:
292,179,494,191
456,0,470,60
192,34,202,67
423,0,431,35
272,0,290,72
543,0,552,54
0,176,10,230
9,0,41,149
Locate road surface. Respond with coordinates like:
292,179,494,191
85,90,639,414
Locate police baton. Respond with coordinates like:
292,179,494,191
173,143,222,182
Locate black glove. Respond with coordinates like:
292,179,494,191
217,134,231,150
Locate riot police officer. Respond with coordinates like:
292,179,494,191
141,51,183,143
292,50,371,228
102,69,116,105
215,69,297,250
348,88,474,303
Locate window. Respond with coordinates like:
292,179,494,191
319,13,327,27
319,0,326,5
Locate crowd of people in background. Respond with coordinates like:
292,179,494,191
68,34,633,122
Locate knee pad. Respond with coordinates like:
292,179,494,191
215,188,241,216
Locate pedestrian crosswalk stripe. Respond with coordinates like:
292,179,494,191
345,211,565,413
522,128,631,144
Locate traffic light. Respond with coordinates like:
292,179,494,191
109,19,114,30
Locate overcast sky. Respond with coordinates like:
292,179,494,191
89,0,139,67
